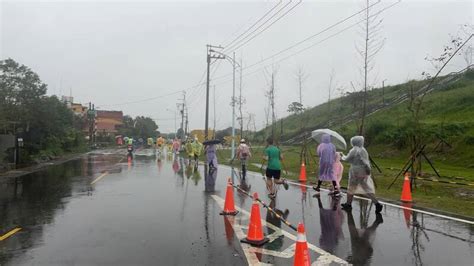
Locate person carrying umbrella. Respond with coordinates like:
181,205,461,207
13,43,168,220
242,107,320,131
205,142,218,170
313,133,340,197
340,136,383,213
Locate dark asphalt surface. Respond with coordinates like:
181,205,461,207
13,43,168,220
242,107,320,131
0,149,473,265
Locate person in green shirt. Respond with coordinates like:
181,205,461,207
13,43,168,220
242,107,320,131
263,138,288,199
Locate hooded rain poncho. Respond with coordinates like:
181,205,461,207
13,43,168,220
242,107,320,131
342,136,375,194
317,134,336,181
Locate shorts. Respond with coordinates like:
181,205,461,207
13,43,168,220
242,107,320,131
266,168,281,179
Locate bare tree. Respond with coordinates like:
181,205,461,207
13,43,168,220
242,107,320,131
458,24,473,67
294,67,308,105
327,68,341,125
407,34,473,184
238,58,246,138
356,0,386,135
263,66,279,140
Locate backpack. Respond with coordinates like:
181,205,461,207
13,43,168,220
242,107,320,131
240,144,250,159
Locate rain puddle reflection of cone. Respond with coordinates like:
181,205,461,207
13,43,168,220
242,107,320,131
220,178,239,215
223,216,235,245
241,192,269,246
299,162,307,182
402,202,413,229
293,223,311,266
401,173,413,203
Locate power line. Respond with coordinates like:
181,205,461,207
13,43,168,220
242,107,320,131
238,0,380,71
223,0,283,49
227,0,303,52
224,0,296,52
212,1,399,85
212,1,382,83
96,90,182,108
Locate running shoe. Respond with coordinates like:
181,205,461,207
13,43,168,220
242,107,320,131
375,203,383,213
341,203,352,210
375,213,384,224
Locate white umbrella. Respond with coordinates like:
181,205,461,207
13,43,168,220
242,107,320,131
311,129,347,150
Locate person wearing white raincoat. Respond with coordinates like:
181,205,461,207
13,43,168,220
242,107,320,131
340,136,383,213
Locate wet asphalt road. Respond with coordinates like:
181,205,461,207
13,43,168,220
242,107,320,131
0,149,473,266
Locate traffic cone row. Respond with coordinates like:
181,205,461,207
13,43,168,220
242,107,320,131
401,172,413,203
241,193,269,246
221,178,312,265
220,178,239,216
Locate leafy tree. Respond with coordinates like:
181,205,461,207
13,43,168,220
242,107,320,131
287,101,304,115
0,58,85,161
0,58,47,131
118,115,159,139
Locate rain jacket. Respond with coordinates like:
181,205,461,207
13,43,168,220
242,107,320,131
342,136,375,194
192,140,203,156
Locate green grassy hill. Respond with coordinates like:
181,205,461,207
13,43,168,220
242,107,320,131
237,68,474,216
254,67,474,170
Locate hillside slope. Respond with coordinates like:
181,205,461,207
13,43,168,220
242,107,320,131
254,67,474,167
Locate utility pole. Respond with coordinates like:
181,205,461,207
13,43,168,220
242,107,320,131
231,52,236,158
184,91,188,138
205,44,224,140
239,57,244,139
177,91,187,140
270,73,276,140
87,102,96,147
213,85,216,139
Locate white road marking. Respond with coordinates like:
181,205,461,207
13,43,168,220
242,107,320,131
283,179,474,225
230,166,474,225
211,195,349,265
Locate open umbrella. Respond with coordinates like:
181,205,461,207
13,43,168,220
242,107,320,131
311,129,347,150
203,139,221,145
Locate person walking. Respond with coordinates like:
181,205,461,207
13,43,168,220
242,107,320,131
236,139,251,176
185,138,194,162
205,143,218,170
340,136,383,213
333,152,344,191
172,138,180,158
263,138,288,199
192,138,203,164
313,134,340,196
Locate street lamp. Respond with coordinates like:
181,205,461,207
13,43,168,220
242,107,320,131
209,49,241,159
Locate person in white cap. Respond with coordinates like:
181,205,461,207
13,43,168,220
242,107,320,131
236,139,251,176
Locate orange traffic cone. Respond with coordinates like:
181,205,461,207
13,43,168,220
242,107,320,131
401,173,413,203
241,193,269,246
299,162,307,182
220,178,239,215
293,223,311,266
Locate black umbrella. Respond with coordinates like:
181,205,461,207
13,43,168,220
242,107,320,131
203,139,221,145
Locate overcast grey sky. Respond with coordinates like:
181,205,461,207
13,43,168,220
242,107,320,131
1,0,472,132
